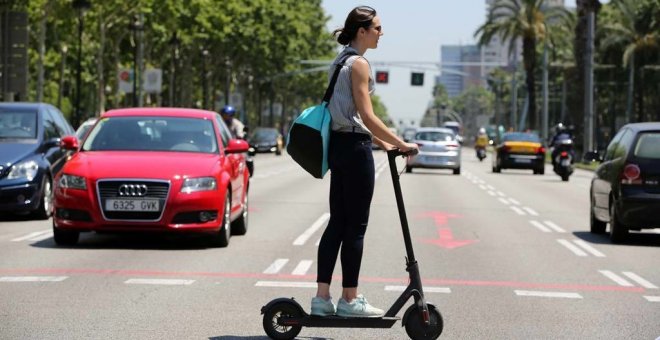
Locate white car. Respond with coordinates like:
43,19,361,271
406,127,461,175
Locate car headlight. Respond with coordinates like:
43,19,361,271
7,160,39,181
181,177,217,193
58,174,87,190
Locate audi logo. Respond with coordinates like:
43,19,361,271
118,184,148,197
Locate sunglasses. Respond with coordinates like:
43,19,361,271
371,25,382,33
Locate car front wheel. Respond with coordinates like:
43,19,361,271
232,192,248,235
34,176,53,219
212,191,231,247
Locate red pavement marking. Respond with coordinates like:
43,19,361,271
0,268,645,293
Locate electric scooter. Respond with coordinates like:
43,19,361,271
261,149,443,340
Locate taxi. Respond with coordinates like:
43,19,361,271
492,132,545,175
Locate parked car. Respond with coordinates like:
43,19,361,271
590,122,660,243
247,127,283,155
406,127,461,175
492,132,546,175
0,102,76,218
75,117,98,141
52,108,250,247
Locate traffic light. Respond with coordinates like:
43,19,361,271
411,72,424,86
375,71,389,84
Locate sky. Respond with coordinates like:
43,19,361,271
319,0,591,127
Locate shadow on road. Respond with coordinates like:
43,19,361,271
406,170,458,176
30,232,225,251
210,337,332,340
573,231,660,247
0,213,41,222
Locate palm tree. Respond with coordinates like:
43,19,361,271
475,0,569,131
601,0,659,123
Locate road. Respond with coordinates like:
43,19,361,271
1,150,659,340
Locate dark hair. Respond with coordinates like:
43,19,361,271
332,6,377,45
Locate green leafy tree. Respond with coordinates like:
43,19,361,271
475,0,570,131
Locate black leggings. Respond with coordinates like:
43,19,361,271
317,131,375,288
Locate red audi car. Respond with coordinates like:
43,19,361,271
52,108,250,247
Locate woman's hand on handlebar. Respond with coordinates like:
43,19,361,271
398,142,419,156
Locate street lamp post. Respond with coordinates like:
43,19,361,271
57,45,68,109
201,49,209,109
169,32,179,107
129,15,143,107
72,0,90,127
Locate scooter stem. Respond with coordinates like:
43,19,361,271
387,150,417,264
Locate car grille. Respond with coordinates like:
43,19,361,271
97,179,170,221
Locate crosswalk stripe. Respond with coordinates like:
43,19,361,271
263,259,289,274
622,272,658,289
292,260,313,276
572,240,606,257
557,239,588,256
0,276,67,282
599,270,634,287
11,230,51,242
255,281,316,288
514,290,582,299
644,296,660,302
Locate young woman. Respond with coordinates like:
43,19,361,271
312,6,418,318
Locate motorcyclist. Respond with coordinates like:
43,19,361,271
220,105,245,139
549,123,574,169
475,127,489,158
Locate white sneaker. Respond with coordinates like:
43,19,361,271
311,296,336,316
336,295,384,318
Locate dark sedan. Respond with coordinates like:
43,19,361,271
248,127,283,155
590,122,660,243
0,103,76,218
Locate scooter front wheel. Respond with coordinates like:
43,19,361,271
404,303,443,340
262,301,303,340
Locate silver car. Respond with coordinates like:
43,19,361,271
406,127,461,175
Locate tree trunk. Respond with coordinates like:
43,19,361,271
97,17,106,115
523,37,537,131
626,54,634,123
36,5,48,102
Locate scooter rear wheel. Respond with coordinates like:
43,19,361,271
404,303,443,340
262,301,303,340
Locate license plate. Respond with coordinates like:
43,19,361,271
514,158,532,164
105,199,159,212
561,159,570,166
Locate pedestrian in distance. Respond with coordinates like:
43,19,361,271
312,5,419,318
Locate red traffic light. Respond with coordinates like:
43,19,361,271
375,71,389,84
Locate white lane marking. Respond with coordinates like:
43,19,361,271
508,198,521,205
293,213,330,246
573,240,606,257
255,281,316,288
644,296,660,302
30,232,54,242
374,160,388,180
514,290,582,299
557,239,588,257
124,279,195,285
543,221,566,233
498,198,510,205
263,259,289,274
478,184,487,190
496,191,506,197
487,191,496,196
510,206,526,215
530,220,552,233
622,272,658,289
486,185,495,190
0,276,67,282
522,207,539,216
11,230,51,242
599,270,634,287
292,260,313,276
384,285,451,293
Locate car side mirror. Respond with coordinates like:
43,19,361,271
225,139,249,154
583,151,602,163
60,135,79,151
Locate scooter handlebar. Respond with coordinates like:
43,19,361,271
387,148,419,158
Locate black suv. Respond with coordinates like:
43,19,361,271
590,122,660,243
0,103,76,218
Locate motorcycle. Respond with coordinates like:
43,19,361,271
476,147,487,161
552,137,574,181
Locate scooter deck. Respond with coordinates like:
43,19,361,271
282,315,400,328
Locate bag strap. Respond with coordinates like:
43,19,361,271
322,52,359,104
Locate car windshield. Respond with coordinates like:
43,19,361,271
633,132,660,159
82,116,218,153
502,132,541,143
415,131,454,142
76,123,95,141
0,110,37,139
251,128,278,142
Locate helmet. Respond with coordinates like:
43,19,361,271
478,127,486,134
221,105,236,116
555,123,565,131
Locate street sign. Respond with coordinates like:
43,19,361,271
118,69,134,93
142,68,162,93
